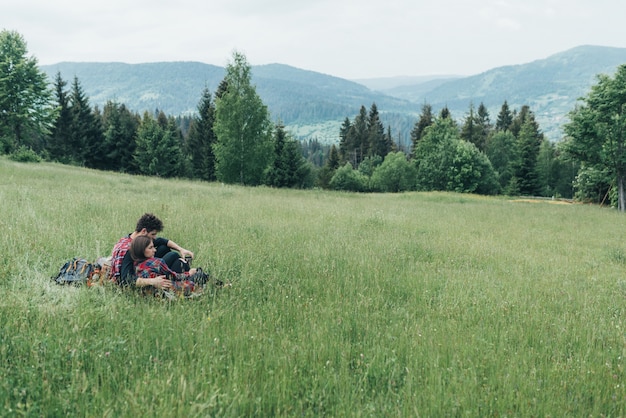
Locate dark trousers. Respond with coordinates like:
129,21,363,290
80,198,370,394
155,244,189,273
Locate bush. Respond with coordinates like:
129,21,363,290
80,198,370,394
358,155,382,177
573,165,612,204
415,119,499,195
330,163,368,192
370,152,416,192
9,146,41,163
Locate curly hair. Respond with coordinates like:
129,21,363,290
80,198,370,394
129,235,153,262
135,213,163,233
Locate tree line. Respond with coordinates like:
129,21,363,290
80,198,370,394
2,29,625,208
1,32,314,189
314,101,576,196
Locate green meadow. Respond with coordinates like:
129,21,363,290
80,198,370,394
1,157,625,417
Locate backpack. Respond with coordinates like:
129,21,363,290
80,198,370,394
52,257,100,286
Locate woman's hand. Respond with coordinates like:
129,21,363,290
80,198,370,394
150,275,171,290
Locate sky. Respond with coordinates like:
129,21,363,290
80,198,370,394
3,0,626,80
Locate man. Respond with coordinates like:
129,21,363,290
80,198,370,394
109,213,194,286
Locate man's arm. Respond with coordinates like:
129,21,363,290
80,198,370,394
167,239,194,259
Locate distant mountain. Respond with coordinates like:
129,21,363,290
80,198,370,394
251,64,415,123
41,61,226,116
353,75,463,92
397,45,626,139
39,45,626,143
40,61,416,144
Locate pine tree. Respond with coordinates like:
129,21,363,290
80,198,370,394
504,105,544,196
327,144,340,170
352,105,369,167
316,144,340,189
134,112,183,177
134,112,159,175
101,101,139,173
301,139,327,167
166,115,187,177
48,72,73,162
477,103,491,127
476,102,492,151
514,119,543,196
69,76,103,166
495,101,513,132
367,103,388,159
265,122,311,188
215,78,229,100
386,126,396,153
410,103,433,158
509,105,537,138
338,117,353,164
187,87,217,181
460,103,479,145
266,122,289,187
460,102,491,153
156,110,168,130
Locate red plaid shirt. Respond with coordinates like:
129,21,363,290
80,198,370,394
136,258,197,297
109,235,132,282
135,257,188,281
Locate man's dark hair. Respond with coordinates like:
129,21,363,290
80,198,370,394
135,213,163,233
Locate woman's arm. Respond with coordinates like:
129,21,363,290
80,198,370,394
135,275,171,290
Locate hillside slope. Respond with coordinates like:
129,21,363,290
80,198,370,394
41,63,413,113
374,45,626,139
40,45,626,143
40,61,417,144
41,61,226,116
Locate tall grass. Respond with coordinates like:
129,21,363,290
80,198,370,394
1,157,625,417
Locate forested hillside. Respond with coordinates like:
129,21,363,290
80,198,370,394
39,45,626,142
7,27,626,205
388,45,626,140
40,61,226,116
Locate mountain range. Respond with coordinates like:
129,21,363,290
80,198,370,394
39,45,626,144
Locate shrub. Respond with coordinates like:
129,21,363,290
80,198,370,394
370,152,416,192
415,119,499,195
358,155,382,177
573,165,612,204
330,162,368,192
9,146,41,163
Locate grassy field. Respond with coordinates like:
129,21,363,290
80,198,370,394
1,157,625,417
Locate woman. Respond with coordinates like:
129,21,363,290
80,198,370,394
129,235,198,296
109,212,194,285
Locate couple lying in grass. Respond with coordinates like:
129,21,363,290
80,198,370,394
109,212,211,297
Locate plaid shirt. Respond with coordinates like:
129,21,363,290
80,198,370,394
135,257,188,281
109,235,132,282
136,257,197,297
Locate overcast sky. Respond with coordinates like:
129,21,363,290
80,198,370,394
4,0,626,80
